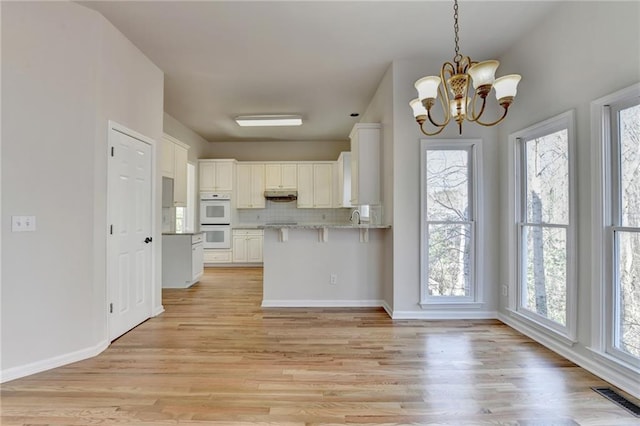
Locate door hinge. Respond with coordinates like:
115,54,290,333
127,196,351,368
109,303,113,313
110,225,113,235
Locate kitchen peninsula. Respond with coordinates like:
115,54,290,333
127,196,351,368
260,223,390,308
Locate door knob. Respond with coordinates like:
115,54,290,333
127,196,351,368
144,237,153,244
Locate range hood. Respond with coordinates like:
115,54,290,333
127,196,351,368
264,190,298,202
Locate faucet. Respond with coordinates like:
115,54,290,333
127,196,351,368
350,209,361,225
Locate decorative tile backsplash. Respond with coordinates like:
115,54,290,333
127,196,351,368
237,201,352,225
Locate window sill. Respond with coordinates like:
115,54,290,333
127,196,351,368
505,308,577,347
420,302,484,310
586,347,640,376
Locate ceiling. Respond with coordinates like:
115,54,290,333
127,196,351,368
79,1,559,142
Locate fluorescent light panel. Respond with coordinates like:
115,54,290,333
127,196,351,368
235,115,302,127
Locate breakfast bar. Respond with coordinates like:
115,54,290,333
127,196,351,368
260,224,391,308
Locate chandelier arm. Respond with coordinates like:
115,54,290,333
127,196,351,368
419,121,447,137
474,105,510,127
424,86,450,128
467,91,487,122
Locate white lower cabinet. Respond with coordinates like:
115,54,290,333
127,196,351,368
203,249,232,264
162,234,203,288
232,229,263,263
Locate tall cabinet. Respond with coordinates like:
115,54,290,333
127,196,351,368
349,123,381,205
236,163,265,209
162,134,189,207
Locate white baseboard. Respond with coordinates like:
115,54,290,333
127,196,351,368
381,300,393,318
152,305,165,316
497,312,640,399
392,310,498,320
261,299,385,308
0,339,109,384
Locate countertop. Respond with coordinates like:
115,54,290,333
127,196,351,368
257,223,391,229
162,231,204,236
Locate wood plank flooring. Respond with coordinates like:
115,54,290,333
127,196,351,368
2,267,639,425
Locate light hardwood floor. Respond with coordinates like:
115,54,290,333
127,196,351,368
2,267,638,425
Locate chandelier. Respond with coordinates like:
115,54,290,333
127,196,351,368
410,0,521,136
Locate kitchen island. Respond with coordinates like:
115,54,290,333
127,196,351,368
260,224,391,309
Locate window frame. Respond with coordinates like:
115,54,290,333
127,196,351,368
508,110,577,342
603,91,640,367
420,139,483,306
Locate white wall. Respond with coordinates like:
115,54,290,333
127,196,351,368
205,140,349,162
1,1,163,379
360,66,395,310
387,58,501,318
495,1,640,395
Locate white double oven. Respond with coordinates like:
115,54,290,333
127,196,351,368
200,192,231,249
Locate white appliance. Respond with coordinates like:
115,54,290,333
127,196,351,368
200,192,231,225
162,233,204,288
201,225,231,249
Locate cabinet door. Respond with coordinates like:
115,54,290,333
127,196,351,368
199,161,216,191
236,164,252,208
232,235,247,262
264,164,282,190
281,164,298,189
192,243,203,279
246,236,263,262
173,145,188,206
250,164,265,208
161,138,175,178
215,161,234,191
297,164,313,208
313,163,333,208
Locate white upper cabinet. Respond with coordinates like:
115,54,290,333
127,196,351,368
236,163,265,209
199,159,234,192
350,123,381,205
265,163,297,190
297,163,333,208
335,152,352,208
162,134,190,207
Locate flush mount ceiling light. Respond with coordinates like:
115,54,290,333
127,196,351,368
234,115,303,127
409,0,521,136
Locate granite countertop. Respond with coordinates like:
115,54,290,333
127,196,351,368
257,223,391,229
162,231,204,235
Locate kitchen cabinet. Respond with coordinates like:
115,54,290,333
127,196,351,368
236,163,265,209
335,152,352,208
162,233,203,288
203,249,232,264
265,163,297,190
162,134,189,207
349,123,381,205
297,163,333,208
199,159,234,192
232,229,263,263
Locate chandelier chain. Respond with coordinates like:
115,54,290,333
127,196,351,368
453,0,462,63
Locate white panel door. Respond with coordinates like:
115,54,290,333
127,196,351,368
108,129,153,341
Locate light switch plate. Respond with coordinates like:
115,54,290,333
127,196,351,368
11,215,36,232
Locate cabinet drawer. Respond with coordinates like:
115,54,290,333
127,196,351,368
203,249,232,263
192,233,204,244
233,229,264,237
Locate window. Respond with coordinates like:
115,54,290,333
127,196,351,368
510,111,576,339
608,96,640,365
421,139,481,304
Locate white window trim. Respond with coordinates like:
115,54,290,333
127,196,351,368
420,139,483,306
507,110,577,343
590,83,640,372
